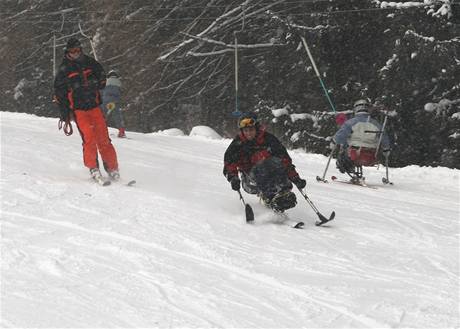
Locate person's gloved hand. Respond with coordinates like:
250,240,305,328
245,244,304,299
383,148,391,158
230,176,241,191
291,176,307,189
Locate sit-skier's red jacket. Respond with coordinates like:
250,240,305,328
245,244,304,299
54,52,118,172
223,126,300,182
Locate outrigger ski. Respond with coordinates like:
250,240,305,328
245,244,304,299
314,211,335,226
297,187,336,227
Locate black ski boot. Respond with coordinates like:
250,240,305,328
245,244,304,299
268,190,297,212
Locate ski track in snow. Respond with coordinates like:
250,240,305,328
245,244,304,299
1,112,459,328
4,210,383,327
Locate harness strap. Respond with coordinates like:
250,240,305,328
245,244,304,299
58,119,73,136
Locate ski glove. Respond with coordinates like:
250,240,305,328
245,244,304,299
382,149,391,158
230,176,241,191
291,176,307,189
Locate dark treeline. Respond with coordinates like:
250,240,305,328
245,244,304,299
1,0,459,168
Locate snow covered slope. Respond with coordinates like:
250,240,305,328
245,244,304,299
1,112,459,328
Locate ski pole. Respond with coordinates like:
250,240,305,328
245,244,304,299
237,190,254,222
297,187,335,226
316,144,336,183
374,114,388,158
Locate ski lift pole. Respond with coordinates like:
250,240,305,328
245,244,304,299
301,36,336,113
232,4,246,117
53,34,56,78
233,31,241,117
78,21,98,60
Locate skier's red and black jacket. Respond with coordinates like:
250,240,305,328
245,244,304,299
223,126,300,182
54,54,106,111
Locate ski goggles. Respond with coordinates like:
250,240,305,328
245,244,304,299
239,118,256,128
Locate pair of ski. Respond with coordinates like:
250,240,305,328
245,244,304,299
93,175,136,187
317,175,393,189
237,188,335,229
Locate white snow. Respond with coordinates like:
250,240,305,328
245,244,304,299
379,54,398,73
189,126,221,139
155,128,185,136
378,0,452,17
424,99,454,115
290,131,302,143
13,79,25,100
290,113,309,122
1,112,459,328
424,102,437,112
271,107,289,117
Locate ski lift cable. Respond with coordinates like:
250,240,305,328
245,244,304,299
1,7,429,23
0,0,441,14
301,36,336,113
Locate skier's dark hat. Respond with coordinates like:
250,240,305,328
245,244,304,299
65,38,82,52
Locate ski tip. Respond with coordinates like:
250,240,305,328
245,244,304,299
293,222,305,229
315,213,335,227
316,176,328,183
102,180,111,186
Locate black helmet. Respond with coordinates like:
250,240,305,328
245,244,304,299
65,38,82,51
238,112,258,129
353,99,370,113
107,70,119,78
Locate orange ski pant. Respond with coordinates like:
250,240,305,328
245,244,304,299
74,107,119,172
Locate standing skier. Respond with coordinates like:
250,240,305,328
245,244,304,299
332,99,391,177
223,112,306,212
54,38,120,183
102,69,127,138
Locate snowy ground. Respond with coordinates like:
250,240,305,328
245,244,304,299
1,112,459,328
